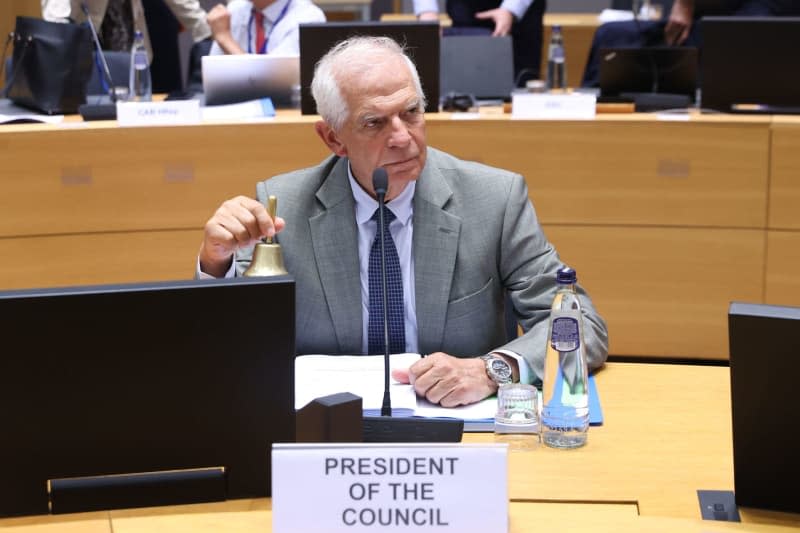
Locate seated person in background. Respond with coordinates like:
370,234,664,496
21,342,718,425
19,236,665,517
197,36,608,407
414,0,546,86
206,0,325,55
581,0,800,87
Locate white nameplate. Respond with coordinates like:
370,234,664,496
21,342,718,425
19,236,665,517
116,100,201,126
272,443,508,533
512,92,596,119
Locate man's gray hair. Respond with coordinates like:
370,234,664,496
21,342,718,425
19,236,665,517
310,36,427,132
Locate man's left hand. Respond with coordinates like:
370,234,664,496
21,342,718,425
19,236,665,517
474,8,514,37
392,352,495,407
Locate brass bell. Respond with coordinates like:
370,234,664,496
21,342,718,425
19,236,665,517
243,195,289,277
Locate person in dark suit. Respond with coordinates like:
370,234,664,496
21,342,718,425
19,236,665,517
197,36,608,406
581,0,800,87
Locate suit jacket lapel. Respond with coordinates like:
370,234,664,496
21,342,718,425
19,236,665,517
309,157,363,354
413,156,461,354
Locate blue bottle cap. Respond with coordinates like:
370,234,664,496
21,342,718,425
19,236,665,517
556,266,577,284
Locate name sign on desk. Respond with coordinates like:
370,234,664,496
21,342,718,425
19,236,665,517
272,443,508,533
512,92,596,119
116,100,201,126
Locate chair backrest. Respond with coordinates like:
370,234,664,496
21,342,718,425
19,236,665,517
86,50,130,95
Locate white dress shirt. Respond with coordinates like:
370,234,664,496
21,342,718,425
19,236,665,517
209,0,325,56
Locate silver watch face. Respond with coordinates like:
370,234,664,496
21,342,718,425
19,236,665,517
487,358,512,383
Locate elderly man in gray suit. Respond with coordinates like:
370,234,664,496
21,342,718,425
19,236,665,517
198,36,608,407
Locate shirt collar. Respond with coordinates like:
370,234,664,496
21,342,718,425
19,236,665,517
348,163,415,227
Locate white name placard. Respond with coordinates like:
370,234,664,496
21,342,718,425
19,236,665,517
116,100,201,126
272,443,508,533
511,92,596,120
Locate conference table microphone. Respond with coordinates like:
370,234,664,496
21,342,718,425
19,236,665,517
78,1,120,121
371,167,393,417
361,167,463,443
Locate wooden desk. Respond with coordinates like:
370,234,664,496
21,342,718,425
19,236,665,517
2,363,799,531
0,112,795,360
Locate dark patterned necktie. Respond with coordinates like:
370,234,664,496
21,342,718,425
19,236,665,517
367,206,406,355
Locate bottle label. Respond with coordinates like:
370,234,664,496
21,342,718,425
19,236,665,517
550,316,580,352
134,51,148,70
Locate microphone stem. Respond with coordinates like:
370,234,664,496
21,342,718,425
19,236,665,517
378,194,392,417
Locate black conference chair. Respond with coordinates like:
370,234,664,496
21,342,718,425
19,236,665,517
86,50,130,96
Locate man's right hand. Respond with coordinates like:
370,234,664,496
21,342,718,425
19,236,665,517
198,196,285,278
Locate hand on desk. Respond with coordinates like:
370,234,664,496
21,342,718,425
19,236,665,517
392,352,496,407
199,195,285,278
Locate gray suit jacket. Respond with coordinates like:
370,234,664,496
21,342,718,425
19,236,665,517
235,148,608,380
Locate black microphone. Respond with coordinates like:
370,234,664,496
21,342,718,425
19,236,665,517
371,167,392,417
78,2,119,120
360,168,463,443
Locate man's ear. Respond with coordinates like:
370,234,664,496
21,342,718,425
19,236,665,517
314,121,347,157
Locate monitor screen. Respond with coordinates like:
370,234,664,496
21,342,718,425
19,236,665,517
0,276,295,517
701,16,800,112
298,21,440,115
728,301,800,514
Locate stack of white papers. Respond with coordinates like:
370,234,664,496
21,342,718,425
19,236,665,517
294,353,498,421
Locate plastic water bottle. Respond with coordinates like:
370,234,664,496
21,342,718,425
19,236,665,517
541,266,589,449
546,25,567,91
128,30,152,102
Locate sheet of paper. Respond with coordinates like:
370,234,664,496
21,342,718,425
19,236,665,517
295,353,501,421
294,353,420,416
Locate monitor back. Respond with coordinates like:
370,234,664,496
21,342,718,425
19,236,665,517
299,21,440,115
701,16,800,112
728,301,800,514
0,276,295,517
440,35,514,100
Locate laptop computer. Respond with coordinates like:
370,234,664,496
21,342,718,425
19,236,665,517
299,22,440,115
0,276,296,517
201,54,300,107
728,301,800,514
599,46,698,99
701,17,800,114
440,35,514,101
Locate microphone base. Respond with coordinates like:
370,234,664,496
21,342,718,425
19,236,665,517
363,416,464,443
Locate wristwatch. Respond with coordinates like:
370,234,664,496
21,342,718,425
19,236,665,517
479,354,513,385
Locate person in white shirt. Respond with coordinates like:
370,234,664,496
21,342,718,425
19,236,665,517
207,0,326,56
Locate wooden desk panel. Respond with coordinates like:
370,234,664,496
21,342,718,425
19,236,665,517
427,118,769,228
0,511,111,533
0,229,203,290
765,230,800,307
0,122,326,239
544,225,764,358
768,120,800,230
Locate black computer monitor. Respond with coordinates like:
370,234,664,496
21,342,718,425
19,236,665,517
598,46,698,99
298,21,440,115
701,16,800,113
0,276,295,517
728,301,800,514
